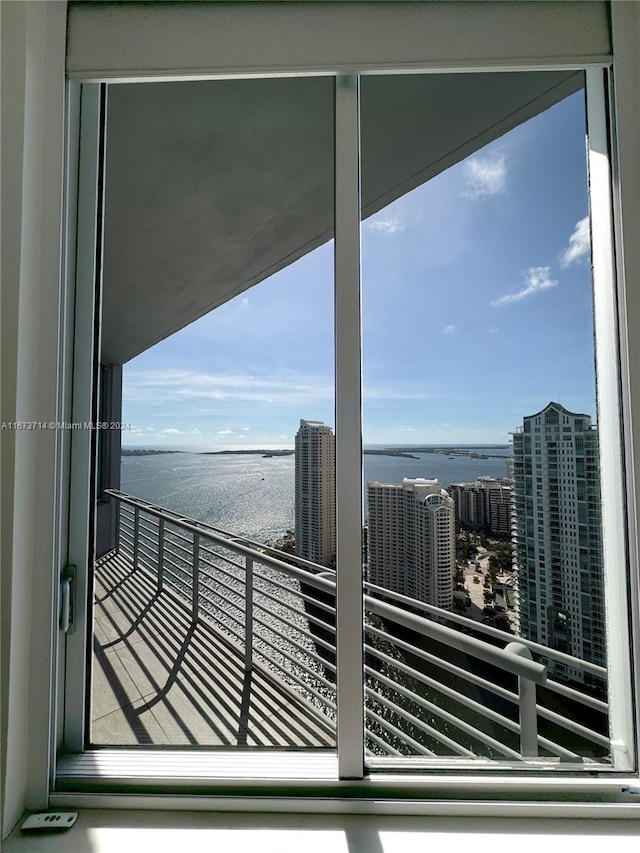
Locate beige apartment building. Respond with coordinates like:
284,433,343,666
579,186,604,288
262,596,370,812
367,478,455,609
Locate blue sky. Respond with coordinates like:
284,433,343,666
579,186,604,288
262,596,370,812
122,89,594,449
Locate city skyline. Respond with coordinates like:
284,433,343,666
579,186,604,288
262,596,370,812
121,89,595,450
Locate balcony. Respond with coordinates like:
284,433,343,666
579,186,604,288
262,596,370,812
92,550,336,748
89,491,611,767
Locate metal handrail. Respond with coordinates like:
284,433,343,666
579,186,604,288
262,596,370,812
106,489,610,762
112,491,543,682
366,597,546,683
118,492,607,680
364,578,608,679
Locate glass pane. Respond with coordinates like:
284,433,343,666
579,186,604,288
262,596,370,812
90,77,337,750
360,71,610,768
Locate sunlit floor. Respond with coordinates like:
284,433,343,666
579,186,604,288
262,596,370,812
4,810,640,853
91,552,336,748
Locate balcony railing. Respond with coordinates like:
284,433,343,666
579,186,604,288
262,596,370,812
104,489,610,766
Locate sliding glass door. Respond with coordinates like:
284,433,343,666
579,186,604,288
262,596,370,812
64,65,632,783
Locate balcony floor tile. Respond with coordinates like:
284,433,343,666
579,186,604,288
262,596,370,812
91,551,336,750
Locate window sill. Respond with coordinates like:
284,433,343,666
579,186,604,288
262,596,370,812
5,809,640,853
54,750,640,817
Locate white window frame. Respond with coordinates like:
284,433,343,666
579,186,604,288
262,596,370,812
46,0,640,816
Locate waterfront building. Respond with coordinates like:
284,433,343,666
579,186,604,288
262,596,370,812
367,478,455,608
448,477,512,535
294,419,336,568
512,402,606,681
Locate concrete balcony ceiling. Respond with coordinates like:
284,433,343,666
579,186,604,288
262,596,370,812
102,71,583,364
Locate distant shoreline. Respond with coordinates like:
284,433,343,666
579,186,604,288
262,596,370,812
200,449,294,457
121,449,183,456
364,449,419,459
390,447,510,460
122,445,511,461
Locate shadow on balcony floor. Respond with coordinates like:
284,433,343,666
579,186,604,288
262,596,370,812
91,551,337,749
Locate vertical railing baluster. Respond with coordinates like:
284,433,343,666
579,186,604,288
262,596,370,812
506,641,538,757
192,532,200,622
245,557,254,671
157,517,165,592
133,505,140,570
518,672,538,757
114,495,121,555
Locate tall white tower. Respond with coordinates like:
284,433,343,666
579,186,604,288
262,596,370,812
294,419,336,568
367,478,455,609
512,402,605,681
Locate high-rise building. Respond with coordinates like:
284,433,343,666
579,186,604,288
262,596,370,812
367,478,455,609
294,419,336,568
512,402,606,681
448,477,512,535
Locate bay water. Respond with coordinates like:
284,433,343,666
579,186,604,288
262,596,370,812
121,446,512,543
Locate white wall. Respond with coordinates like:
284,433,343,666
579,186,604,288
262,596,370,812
1,0,67,838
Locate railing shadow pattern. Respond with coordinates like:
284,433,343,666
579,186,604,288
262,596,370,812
92,551,337,747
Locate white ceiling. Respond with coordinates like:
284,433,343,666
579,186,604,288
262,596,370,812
101,71,583,364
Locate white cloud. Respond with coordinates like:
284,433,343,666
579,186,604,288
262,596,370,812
491,266,558,306
367,213,405,235
442,324,456,335
217,429,233,435
462,155,506,199
159,427,181,435
559,216,590,268
123,368,334,406
489,327,499,334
